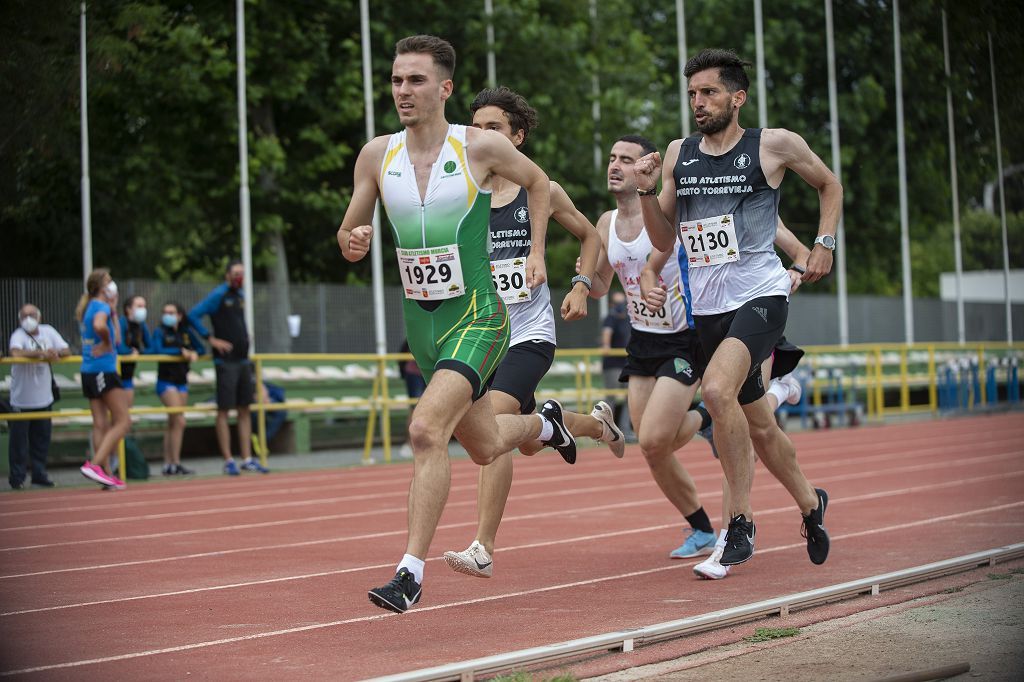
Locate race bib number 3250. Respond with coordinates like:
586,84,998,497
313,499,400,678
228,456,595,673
679,214,740,268
397,245,465,301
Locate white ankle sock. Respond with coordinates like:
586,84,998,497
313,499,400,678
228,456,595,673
398,554,424,583
766,379,790,407
537,414,554,442
715,528,728,548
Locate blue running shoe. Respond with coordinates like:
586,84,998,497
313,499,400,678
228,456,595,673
224,460,240,476
241,458,270,474
669,528,717,559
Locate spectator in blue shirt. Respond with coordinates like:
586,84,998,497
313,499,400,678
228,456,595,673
151,301,205,476
190,260,268,475
75,268,130,490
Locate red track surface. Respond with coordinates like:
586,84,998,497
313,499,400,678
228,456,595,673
0,413,1021,680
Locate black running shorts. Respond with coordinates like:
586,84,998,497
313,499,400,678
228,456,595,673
487,340,556,414
619,328,703,387
695,295,788,405
215,360,255,410
770,335,804,379
81,372,123,400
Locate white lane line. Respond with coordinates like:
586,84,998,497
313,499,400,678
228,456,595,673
2,446,1020,555
2,464,1020,589
3,500,1022,677
1,426,1016,520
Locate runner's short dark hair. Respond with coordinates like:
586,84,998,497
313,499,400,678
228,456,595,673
470,87,540,144
615,134,657,157
395,35,456,80
684,48,751,93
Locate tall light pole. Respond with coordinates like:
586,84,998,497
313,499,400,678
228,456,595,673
80,2,93,280
893,0,913,344
825,0,848,346
235,0,255,347
989,33,1013,343
676,0,690,138
360,0,387,356
942,11,965,345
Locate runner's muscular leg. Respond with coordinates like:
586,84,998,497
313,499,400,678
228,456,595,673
472,390,520,554
742,396,817,513
638,377,702,517
404,368,476,559
701,339,755,519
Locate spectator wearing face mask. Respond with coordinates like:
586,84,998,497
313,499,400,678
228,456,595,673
150,301,204,476
190,259,268,475
7,304,71,489
118,295,152,398
75,268,131,490
601,290,633,439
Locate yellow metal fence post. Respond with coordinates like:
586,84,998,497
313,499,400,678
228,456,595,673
875,347,885,417
928,346,937,413
380,356,392,463
363,371,380,465
255,358,268,466
116,354,127,477
899,347,909,412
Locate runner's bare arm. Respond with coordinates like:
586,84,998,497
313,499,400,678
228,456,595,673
635,139,682,251
774,218,811,293
763,129,842,283
584,211,616,299
338,137,388,262
471,128,551,287
550,181,601,320
639,246,672,313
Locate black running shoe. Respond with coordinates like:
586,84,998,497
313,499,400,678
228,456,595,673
175,464,195,475
719,514,756,566
539,399,577,464
801,487,830,565
368,568,422,613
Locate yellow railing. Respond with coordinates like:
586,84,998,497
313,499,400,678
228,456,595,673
1,342,1020,474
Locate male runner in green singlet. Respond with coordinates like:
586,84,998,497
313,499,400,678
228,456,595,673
338,35,575,614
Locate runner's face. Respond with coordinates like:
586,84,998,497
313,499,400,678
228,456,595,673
471,105,524,148
391,53,452,127
607,141,645,194
688,69,740,135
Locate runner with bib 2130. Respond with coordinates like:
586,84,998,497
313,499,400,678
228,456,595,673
634,48,840,569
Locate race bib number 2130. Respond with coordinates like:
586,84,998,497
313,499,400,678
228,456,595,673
679,214,740,268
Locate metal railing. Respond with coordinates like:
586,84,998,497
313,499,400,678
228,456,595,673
2,342,1021,476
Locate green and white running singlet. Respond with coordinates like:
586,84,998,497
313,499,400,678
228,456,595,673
380,124,510,397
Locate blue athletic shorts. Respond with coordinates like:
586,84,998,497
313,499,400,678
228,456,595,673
156,380,189,397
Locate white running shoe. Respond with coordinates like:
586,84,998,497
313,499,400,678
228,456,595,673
398,443,414,459
590,401,625,458
693,545,731,580
777,372,803,405
443,541,493,578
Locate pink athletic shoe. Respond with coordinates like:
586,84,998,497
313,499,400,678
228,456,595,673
79,462,126,490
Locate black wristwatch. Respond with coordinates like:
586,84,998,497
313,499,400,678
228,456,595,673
636,187,658,197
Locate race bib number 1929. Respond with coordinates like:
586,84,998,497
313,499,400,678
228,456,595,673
679,213,740,268
397,245,465,301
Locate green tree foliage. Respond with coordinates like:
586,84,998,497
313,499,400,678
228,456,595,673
2,0,1021,296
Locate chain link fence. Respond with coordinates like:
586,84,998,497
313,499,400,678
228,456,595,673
2,278,1022,353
